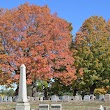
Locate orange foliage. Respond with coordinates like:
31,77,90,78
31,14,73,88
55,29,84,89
0,3,76,85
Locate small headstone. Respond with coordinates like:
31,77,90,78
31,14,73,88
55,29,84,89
70,96,74,100
27,96,30,102
74,95,82,101
3,96,7,102
0,96,3,102
39,104,49,110
83,95,90,101
103,107,106,110
13,96,18,102
30,97,35,102
51,95,59,102
90,94,95,101
7,96,12,102
40,97,43,101
51,104,62,110
99,95,105,101
99,105,104,110
62,95,70,102
105,94,110,101
96,94,105,101
34,97,39,101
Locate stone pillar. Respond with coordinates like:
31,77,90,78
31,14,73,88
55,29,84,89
16,64,30,110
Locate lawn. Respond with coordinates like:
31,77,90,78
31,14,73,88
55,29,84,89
0,101,110,110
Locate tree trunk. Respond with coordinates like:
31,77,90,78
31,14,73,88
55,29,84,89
14,86,19,96
90,83,96,94
73,88,78,96
43,88,48,100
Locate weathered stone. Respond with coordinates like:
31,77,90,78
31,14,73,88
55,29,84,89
51,104,62,110
34,97,39,101
51,95,59,102
96,94,105,101
61,95,71,102
40,97,43,101
30,97,35,102
7,96,12,102
13,96,18,102
105,94,110,101
39,104,49,110
27,96,30,102
74,95,82,101
83,95,90,101
0,96,3,102
3,96,7,102
90,94,95,101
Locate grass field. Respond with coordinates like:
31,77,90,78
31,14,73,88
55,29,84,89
0,101,110,110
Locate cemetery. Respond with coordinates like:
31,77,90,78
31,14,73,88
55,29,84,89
0,64,110,110
0,1,110,110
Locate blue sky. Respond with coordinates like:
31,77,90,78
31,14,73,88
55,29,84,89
0,0,110,35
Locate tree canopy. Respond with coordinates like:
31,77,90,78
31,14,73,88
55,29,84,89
72,16,110,94
0,3,76,86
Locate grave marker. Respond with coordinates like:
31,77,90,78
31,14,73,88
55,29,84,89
0,97,2,102
16,64,30,110
84,95,90,101
39,104,49,110
7,96,12,102
51,104,62,110
51,95,59,102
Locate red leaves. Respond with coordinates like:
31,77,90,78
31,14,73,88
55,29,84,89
0,3,76,86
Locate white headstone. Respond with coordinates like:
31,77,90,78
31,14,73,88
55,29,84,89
51,95,59,102
0,96,3,102
62,95,70,102
105,94,110,101
84,95,90,101
7,96,12,102
99,105,104,110
3,96,7,102
16,64,30,110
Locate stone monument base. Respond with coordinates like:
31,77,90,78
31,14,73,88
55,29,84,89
16,102,30,110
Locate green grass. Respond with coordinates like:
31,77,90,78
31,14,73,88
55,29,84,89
0,101,110,110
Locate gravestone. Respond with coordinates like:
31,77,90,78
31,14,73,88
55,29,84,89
51,104,62,110
99,95,105,101
27,96,30,102
99,105,104,110
96,94,105,101
90,94,95,101
83,95,90,101
51,95,59,102
62,95,71,102
3,96,7,102
30,97,35,102
40,97,43,101
13,96,18,102
16,64,30,110
74,95,82,101
105,94,110,101
70,96,74,100
0,96,3,102
34,97,39,101
7,96,12,102
39,104,49,110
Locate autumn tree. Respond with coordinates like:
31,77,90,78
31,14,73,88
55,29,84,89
72,16,110,94
0,3,76,93
0,8,10,85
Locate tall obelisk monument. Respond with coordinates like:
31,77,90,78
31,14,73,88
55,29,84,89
16,64,30,110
